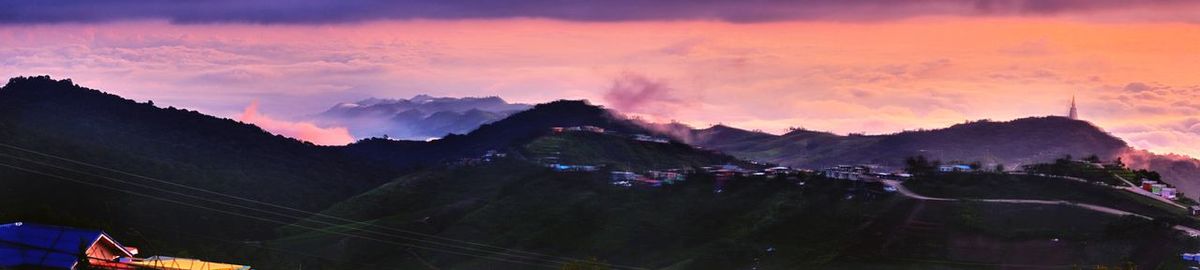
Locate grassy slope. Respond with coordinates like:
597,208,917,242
694,117,1128,170
523,132,745,171
844,200,1197,269
0,76,396,263
903,172,1196,226
262,162,1200,270
270,161,901,269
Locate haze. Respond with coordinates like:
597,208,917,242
2,0,1199,157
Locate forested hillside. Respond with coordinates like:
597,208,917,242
0,76,398,258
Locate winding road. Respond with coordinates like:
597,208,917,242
881,180,1200,237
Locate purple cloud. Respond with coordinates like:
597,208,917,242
1,0,1197,24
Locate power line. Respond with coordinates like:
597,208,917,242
0,162,568,269
0,142,646,270
130,224,376,269
0,154,643,270
0,150,575,266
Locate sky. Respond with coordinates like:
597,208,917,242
2,0,1200,157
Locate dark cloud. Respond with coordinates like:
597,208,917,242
0,0,1196,24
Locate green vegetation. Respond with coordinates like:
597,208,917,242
0,76,397,263
903,155,940,176
4,76,1199,269
523,132,743,171
839,199,1197,269
1022,155,1127,186
692,117,1130,171
903,172,1197,226
266,160,912,269
561,258,611,270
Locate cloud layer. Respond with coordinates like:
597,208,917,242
238,101,355,145
2,0,1200,24
2,18,1199,155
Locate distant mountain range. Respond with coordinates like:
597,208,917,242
4,76,1200,269
0,76,744,268
310,95,531,140
667,117,1200,199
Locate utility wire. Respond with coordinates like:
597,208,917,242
0,142,645,270
0,152,641,270
0,161,568,269
130,224,377,269
0,151,579,267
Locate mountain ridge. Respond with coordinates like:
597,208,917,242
312,94,531,140
672,116,1200,199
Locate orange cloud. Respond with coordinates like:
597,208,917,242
237,101,355,145
4,18,1200,156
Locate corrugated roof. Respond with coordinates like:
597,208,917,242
132,256,252,270
0,222,132,269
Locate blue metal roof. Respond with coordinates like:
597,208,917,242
0,222,117,269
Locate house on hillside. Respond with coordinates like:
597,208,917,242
824,165,871,181
550,163,598,172
0,222,137,269
647,170,685,184
633,134,670,144
938,164,973,172
611,171,642,187
556,126,606,134
0,222,251,270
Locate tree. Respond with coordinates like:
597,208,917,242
1055,155,1073,166
994,164,1005,173
561,258,610,270
904,155,939,176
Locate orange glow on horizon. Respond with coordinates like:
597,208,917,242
2,17,1199,155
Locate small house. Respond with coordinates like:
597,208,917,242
611,171,640,182
647,170,685,184
0,222,136,270
581,125,605,133
1152,184,1166,195
633,134,670,143
938,164,973,172
0,222,251,270
550,164,598,172
1162,187,1178,200
823,165,871,181
1142,180,1157,192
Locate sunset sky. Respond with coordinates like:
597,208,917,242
2,1,1200,156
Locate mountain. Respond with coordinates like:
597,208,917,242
0,76,762,269
2,76,1196,269
270,159,1197,269
311,95,531,140
341,99,683,168
682,117,1200,199
685,117,1126,168
0,76,397,258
